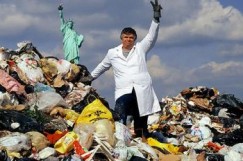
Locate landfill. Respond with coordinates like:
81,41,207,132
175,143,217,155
0,41,243,161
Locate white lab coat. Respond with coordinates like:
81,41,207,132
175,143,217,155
91,20,161,116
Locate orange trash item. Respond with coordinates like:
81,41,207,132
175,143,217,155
45,130,68,145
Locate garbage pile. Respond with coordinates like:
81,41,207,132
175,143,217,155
0,41,157,161
0,41,243,161
147,86,243,161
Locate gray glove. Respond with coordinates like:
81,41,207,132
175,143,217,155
150,0,162,22
58,4,63,11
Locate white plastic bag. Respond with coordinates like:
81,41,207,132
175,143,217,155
56,59,71,75
0,132,31,152
224,150,241,161
16,53,45,84
94,119,116,146
114,121,132,146
73,123,95,150
147,112,161,125
231,143,243,153
28,91,69,113
131,138,159,161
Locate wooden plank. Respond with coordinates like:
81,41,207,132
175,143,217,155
93,134,115,161
85,145,101,161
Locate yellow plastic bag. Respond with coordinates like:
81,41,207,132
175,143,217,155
54,131,79,154
147,137,180,154
64,109,79,127
76,99,113,124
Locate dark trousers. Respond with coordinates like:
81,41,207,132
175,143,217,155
115,89,149,137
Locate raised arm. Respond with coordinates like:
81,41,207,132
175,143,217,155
58,4,65,25
139,0,162,53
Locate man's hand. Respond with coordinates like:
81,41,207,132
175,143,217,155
150,0,162,22
58,4,63,11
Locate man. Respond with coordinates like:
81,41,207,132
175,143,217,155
91,0,162,138
58,4,84,64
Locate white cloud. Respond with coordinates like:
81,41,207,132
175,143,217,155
193,1,243,39
0,4,39,35
157,0,243,45
147,55,183,84
0,2,58,35
189,61,243,79
84,29,119,49
147,55,169,78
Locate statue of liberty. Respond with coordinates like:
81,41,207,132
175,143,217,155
58,4,84,64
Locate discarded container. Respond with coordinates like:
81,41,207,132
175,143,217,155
54,131,79,154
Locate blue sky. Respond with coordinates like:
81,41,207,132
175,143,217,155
1,0,243,107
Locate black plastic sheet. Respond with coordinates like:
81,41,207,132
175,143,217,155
0,110,43,133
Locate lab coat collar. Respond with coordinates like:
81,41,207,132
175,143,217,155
116,44,136,61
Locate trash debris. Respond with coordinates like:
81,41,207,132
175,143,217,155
1,42,243,160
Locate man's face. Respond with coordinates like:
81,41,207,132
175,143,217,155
121,33,136,50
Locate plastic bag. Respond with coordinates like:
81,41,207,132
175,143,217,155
0,132,31,152
212,94,243,118
0,149,11,161
213,129,243,146
56,59,71,76
28,91,69,113
26,131,50,152
147,112,161,125
113,145,129,161
206,153,225,161
147,137,180,154
38,147,56,160
224,150,241,161
231,143,243,153
76,99,113,124
16,53,45,84
72,90,110,113
64,109,79,127
33,82,55,93
0,92,19,107
94,119,116,146
0,110,43,133
181,149,197,161
73,123,95,150
114,121,132,146
131,138,159,161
